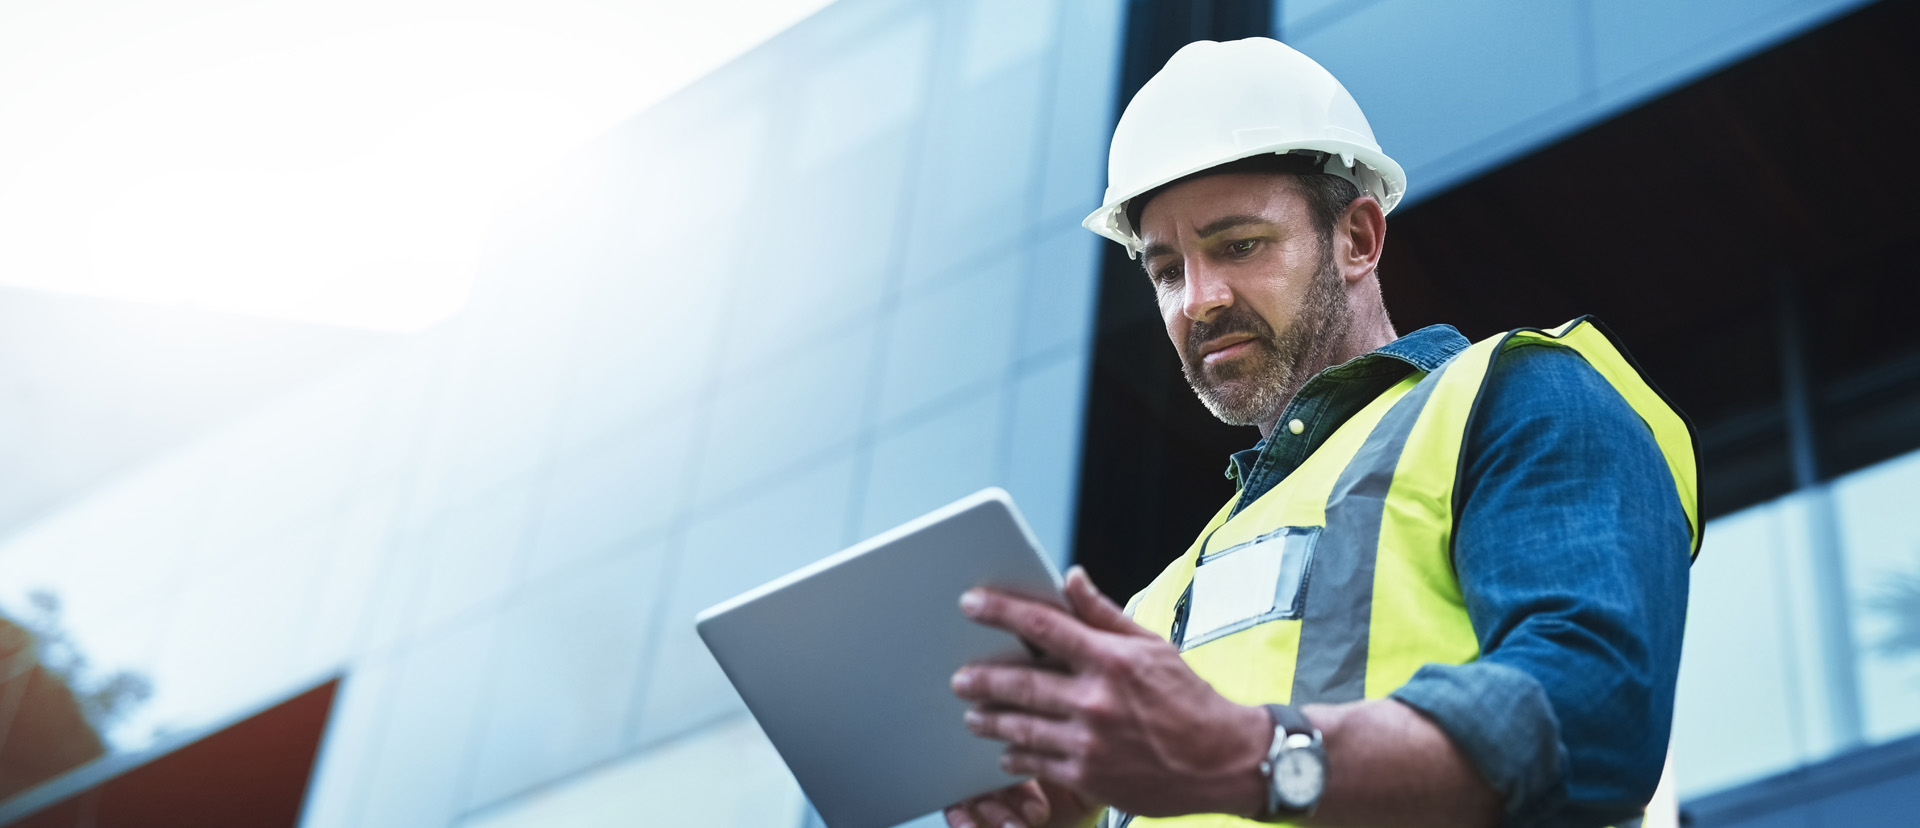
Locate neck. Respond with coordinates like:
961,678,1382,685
1254,288,1397,439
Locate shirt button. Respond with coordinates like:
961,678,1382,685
1288,418,1305,435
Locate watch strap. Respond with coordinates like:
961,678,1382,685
1265,703,1313,739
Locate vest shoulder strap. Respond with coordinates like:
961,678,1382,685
1447,317,1703,559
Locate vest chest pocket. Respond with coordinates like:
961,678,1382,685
1181,526,1320,651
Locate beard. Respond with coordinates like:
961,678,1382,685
1180,247,1354,428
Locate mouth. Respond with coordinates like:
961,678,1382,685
1200,335,1258,364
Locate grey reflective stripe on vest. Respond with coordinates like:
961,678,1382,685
1287,362,1450,705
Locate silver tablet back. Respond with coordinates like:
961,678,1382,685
696,488,1064,828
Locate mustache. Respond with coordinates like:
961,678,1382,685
1186,305,1275,355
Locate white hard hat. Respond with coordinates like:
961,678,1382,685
1083,37,1407,258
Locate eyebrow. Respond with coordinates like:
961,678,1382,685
1139,214,1271,263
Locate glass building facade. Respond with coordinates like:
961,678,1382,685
0,1,1121,825
1,1,1914,827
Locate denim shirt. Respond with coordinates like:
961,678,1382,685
1225,324,1690,828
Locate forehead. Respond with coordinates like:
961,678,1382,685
1136,172,1310,244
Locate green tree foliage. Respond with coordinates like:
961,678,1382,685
1871,553,1920,659
11,590,152,732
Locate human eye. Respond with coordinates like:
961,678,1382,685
1225,238,1258,257
1151,261,1182,287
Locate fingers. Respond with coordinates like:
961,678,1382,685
1008,780,1052,826
946,797,1003,828
961,589,1097,665
946,782,1049,828
945,799,994,828
1064,566,1137,635
965,707,1084,755
952,663,1078,716
973,794,1023,828
1002,747,1081,787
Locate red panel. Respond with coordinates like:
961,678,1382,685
7,679,339,828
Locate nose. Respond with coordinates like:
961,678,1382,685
1181,259,1233,323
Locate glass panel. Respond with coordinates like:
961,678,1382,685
555,245,743,452
357,345,448,485
408,319,571,515
138,520,333,741
698,326,875,507
1288,0,1583,172
633,456,858,746
1672,504,1812,797
411,481,537,638
623,97,774,239
959,0,1058,84
460,716,802,828
526,409,696,580
1003,352,1089,566
727,129,914,367
357,615,499,828
0,445,217,623
1036,0,1122,223
902,52,1048,282
301,486,410,670
465,542,671,809
879,256,1023,423
790,12,933,168
1282,0,1354,37
860,389,1004,538
1019,226,1101,362
194,374,375,562
1588,0,1870,89
1833,450,1920,743
1673,445,1920,800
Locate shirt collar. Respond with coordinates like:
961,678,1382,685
1368,323,1471,375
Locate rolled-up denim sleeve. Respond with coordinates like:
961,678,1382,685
1387,341,1692,828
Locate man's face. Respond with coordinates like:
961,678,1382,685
1137,172,1353,428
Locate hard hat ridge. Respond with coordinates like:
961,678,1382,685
1083,37,1407,257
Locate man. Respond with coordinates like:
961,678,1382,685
944,38,1698,828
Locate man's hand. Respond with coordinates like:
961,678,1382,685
944,777,1098,828
947,566,1272,821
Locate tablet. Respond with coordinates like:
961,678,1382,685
696,488,1065,828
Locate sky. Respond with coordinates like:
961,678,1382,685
0,0,836,332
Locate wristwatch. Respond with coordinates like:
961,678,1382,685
1257,703,1327,821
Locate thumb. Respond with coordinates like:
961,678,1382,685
1064,566,1134,634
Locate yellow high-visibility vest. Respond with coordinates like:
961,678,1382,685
1111,318,1700,828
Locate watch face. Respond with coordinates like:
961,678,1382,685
1274,749,1325,808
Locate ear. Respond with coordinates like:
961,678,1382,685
1336,195,1387,285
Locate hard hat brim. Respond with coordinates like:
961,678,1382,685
1082,140,1407,258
